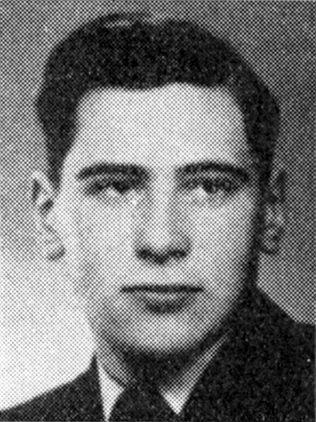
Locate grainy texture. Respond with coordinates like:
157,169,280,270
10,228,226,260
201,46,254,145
1,290,314,420
0,1,314,416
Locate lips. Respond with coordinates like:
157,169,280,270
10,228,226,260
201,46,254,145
122,284,202,312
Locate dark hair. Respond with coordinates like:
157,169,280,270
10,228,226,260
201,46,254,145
37,12,279,191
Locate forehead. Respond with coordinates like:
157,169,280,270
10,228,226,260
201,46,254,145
62,84,251,176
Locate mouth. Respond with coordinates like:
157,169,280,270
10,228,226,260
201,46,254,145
122,284,203,313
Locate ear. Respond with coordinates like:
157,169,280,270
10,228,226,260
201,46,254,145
32,171,65,261
260,170,286,255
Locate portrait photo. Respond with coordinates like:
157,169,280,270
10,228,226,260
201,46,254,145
0,1,314,421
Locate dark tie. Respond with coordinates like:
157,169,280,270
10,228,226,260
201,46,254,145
109,382,181,421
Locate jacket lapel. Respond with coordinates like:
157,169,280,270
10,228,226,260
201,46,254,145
65,288,312,422
60,357,104,421
182,288,291,421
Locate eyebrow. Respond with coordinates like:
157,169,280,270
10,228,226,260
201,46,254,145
179,161,250,182
77,163,148,180
77,161,251,182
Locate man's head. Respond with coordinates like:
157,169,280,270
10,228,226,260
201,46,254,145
34,13,284,366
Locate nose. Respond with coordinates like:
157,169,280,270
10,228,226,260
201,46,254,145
135,187,191,266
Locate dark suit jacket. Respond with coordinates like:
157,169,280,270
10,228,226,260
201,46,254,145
1,288,314,421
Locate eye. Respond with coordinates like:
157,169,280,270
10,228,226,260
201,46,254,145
181,175,240,205
183,177,236,193
202,178,235,194
86,177,140,196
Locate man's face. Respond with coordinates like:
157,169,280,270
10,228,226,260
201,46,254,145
52,84,260,359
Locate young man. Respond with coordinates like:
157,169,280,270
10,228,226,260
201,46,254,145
1,12,313,422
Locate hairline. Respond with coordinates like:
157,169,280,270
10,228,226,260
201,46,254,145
37,14,279,192
53,81,254,190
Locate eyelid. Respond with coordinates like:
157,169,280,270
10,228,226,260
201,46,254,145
179,172,238,184
86,172,144,183
83,173,145,194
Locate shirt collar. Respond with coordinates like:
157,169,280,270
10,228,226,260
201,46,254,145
97,335,226,419
97,362,124,421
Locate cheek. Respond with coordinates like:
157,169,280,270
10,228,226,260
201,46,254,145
78,203,134,252
72,203,135,292
192,196,258,282
54,199,83,282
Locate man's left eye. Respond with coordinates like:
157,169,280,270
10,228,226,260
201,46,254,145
201,178,235,194
182,176,239,205
184,177,236,193
109,180,134,194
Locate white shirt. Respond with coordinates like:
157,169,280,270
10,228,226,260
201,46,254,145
97,336,226,420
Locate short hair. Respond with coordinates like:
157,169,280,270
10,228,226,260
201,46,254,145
36,12,279,191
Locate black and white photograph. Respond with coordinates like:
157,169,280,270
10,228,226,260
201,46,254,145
0,1,314,421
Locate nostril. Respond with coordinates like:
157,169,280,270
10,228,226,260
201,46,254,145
137,249,153,261
171,249,186,260
136,247,187,265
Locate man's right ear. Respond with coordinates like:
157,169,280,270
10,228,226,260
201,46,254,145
32,171,65,261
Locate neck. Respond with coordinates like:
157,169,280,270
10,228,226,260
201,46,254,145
95,342,134,387
95,324,228,390
159,334,227,395
95,282,259,389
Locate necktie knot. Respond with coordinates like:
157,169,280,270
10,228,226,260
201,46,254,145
109,382,181,421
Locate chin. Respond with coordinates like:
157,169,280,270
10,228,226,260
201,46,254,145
122,328,208,363
134,342,187,360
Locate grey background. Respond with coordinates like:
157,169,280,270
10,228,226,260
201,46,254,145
0,0,314,408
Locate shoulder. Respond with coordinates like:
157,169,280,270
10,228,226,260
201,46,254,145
0,360,103,421
241,289,314,420
1,378,79,421
266,304,314,420
245,289,314,377
255,290,314,361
